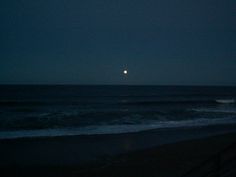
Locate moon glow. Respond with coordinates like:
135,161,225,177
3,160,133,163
123,70,128,75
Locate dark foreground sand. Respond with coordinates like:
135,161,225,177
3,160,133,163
1,126,236,177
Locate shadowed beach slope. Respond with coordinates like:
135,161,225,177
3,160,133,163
1,128,236,177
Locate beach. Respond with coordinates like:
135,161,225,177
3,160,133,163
1,124,236,177
1,85,236,176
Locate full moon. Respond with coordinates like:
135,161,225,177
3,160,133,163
123,70,128,75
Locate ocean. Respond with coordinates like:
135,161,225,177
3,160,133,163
0,85,236,139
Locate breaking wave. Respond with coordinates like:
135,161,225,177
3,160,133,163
1,117,236,140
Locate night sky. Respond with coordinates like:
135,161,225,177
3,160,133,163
0,0,235,85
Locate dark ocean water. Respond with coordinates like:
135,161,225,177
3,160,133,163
0,85,236,139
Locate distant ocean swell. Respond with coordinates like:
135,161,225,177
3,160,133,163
0,99,235,107
123,99,235,106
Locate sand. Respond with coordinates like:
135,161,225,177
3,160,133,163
1,125,236,177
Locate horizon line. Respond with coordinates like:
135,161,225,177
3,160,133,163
0,83,236,87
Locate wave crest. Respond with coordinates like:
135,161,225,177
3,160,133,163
1,117,236,139
216,99,235,104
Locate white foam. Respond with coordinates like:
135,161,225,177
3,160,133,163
1,117,236,139
191,108,236,114
216,99,235,104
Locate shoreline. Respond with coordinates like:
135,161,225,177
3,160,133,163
1,123,236,141
1,119,236,140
